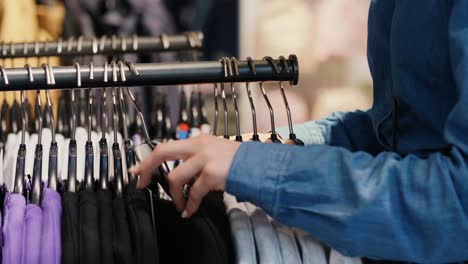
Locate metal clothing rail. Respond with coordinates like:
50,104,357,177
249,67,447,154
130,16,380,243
0,32,203,59
0,55,299,92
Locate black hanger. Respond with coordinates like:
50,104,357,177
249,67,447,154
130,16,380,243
118,61,137,186
245,57,261,141
31,89,43,205
84,81,95,192
42,64,59,191
111,62,124,198
83,63,95,191
12,69,27,196
278,56,304,146
67,63,81,193
220,58,230,140
228,57,243,142
99,67,109,191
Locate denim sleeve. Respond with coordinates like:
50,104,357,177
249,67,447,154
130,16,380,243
227,9,468,261
277,110,382,155
227,142,468,263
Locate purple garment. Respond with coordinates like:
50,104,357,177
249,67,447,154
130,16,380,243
40,188,62,264
2,193,26,264
21,204,43,264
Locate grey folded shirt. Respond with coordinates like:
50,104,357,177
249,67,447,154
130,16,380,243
293,228,327,264
224,194,257,264
272,222,302,263
244,203,283,264
329,249,363,264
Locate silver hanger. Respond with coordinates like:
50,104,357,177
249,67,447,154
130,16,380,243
246,57,260,141
229,57,243,142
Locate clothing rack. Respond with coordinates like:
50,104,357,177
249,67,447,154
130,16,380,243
0,55,299,91
0,32,203,59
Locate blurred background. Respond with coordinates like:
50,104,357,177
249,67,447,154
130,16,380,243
0,0,372,135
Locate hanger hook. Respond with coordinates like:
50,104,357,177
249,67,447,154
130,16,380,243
111,35,117,51
2,41,7,58
132,34,139,52
160,33,170,50
77,36,83,53
67,37,74,53
123,61,151,141
124,61,140,76
42,63,56,143
23,42,29,59
71,62,81,140
0,66,9,85
244,57,259,140
118,61,129,141
120,35,127,53
111,61,119,144
9,41,15,59
21,65,34,145
89,61,94,80
57,38,63,54
87,63,95,142
24,64,34,83
278,56,294,136
101,63,109,139
219,57,230,139
260,56,281,143
229,57,242,142
99,35,107,53
34,41,40,57
212,83,219,136
36,89,43,145
92,37,98,55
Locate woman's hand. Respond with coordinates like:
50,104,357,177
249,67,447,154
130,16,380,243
129,135,241,218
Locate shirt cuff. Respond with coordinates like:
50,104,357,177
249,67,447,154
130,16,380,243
277,120,326,145
226,142,292,215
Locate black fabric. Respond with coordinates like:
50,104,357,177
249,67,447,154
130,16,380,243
125,185,158,264
97,189,114,264
201,192,235,263
113,197,133,264
79,190,100,264
62,191,80,264
155,195,232,264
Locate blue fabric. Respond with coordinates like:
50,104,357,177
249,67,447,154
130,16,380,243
227,1,468,263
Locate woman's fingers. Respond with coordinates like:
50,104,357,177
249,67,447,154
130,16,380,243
182,174,210,218
130,139,200,188
167,155,204,212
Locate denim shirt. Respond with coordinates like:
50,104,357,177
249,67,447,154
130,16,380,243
226,1,468,263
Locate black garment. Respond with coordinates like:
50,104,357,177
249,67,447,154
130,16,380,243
62,192,80,264
113,197,133,264
97,189,114,264
79,190,100,264
125,185,158,264
155,196,232,264
201,192,235,262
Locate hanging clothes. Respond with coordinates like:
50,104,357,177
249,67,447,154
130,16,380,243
125,185,158,264
21,203,43,264
2,193,26,264
96,189,114,264
78,190,100,264
40,188,62,264
113,197,133,264
61,192,79,264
